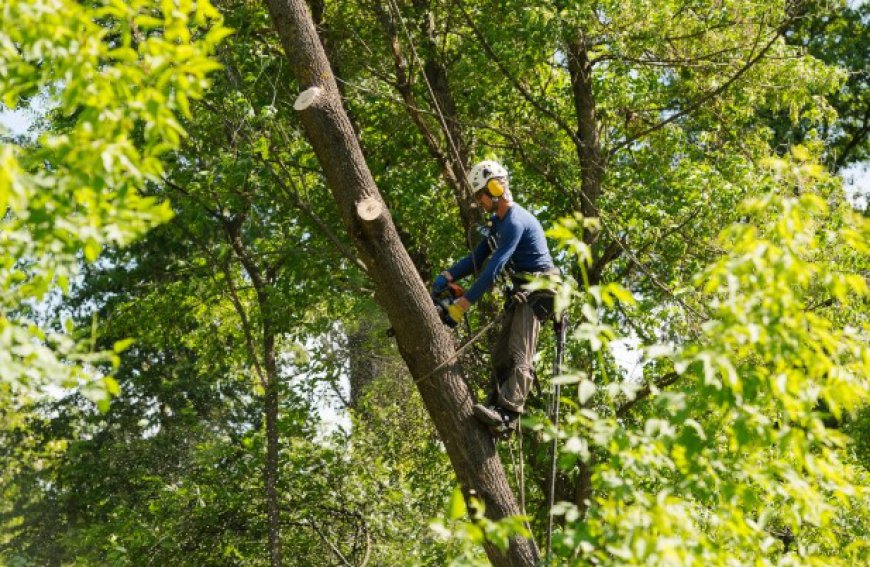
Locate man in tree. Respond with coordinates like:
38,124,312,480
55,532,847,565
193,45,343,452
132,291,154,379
432,160,558,437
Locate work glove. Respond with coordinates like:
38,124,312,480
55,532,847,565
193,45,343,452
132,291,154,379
432,273,449,295
446,300,467,326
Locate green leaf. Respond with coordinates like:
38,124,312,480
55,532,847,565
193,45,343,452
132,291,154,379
578,379,596,404
448,485,466,520
113,338,134,353
83,239,102,262
102,377,121,396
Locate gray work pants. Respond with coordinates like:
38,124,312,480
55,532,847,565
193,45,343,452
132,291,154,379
491,299,541,413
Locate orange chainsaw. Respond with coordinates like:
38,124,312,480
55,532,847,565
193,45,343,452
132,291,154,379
432,282,464,328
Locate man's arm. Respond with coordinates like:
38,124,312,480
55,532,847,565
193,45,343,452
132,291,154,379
445,236,492,282
461,220,522,304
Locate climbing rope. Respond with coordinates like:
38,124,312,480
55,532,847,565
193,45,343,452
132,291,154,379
384,0,470,185
381,2,703,329
506,422,536,541
518,421,525,515
507,425,526,516
416,289,544,386
545,314,568,561
414,315,501,385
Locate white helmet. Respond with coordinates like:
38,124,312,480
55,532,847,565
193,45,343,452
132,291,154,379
467,160,508,192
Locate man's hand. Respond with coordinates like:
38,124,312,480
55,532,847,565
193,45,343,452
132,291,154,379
431,272,451,295
446,297,471,325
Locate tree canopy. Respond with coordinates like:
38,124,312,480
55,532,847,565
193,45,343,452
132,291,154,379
1,1,868,566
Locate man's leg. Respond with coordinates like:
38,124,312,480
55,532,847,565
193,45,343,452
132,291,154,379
474,305,517,428
496,301,541,414
473,301,541,433
486,303,515,405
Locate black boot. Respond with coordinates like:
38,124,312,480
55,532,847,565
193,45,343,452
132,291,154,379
472,404,519,438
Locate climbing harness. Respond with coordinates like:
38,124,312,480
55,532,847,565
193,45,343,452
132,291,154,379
416,279,558,388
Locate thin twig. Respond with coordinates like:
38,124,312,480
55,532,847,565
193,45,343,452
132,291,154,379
266,153,369,274
219,258,268,390
308,520,354,567
457,0,581,148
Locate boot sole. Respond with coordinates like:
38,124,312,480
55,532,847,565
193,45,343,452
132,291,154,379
472,405,504,426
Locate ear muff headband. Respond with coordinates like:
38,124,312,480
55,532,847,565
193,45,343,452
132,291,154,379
486,178,504,197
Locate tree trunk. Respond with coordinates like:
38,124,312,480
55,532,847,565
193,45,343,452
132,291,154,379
566,32,604,245
225,215,284,567
566,33,609,512
263,364,282,567
263,322,282,567
262,1,539,564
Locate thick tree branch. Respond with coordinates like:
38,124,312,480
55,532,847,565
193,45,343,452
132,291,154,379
375,0,478,245
588,238,624,285
566,31,606,233
834,99,870,171
611,29,784,154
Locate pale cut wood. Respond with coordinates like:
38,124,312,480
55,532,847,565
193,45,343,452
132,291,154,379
356,197,382,221
294,85,321,110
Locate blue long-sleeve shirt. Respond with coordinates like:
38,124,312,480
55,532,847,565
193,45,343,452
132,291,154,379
448,204,554,303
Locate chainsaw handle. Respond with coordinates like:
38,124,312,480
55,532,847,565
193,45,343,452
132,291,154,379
446,282,464,299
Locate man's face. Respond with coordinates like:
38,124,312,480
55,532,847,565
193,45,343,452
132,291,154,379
475,190,494,212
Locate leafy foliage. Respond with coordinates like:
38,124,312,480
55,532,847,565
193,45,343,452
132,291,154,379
534,152,867,564
435,151,869,564
0,0,228,401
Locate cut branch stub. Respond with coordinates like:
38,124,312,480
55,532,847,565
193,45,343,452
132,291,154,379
294,85,322,110
356,197,383,221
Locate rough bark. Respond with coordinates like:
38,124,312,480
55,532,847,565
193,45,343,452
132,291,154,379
566,32,604,245
262,1,539,564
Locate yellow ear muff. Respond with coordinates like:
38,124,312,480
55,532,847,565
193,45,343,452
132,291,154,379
486,178,504,197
